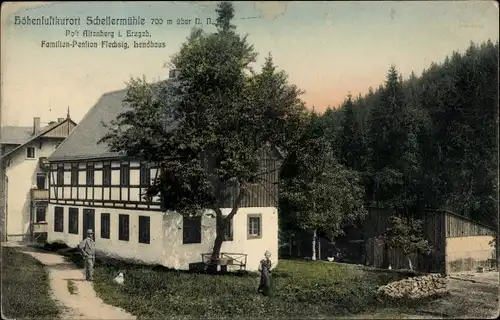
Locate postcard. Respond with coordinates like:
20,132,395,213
1,1,499,319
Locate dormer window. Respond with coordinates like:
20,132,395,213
26,146,36,159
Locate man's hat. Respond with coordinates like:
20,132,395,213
87,229,94,234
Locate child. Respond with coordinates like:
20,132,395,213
258,250,273,296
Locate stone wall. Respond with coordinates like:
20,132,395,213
377,274,448,300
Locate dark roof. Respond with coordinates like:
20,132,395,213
0,126,33,145
49,79,285,162
49,89,128,161
1,118,77,160
49,79,181,161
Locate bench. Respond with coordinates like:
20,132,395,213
201,252,248,272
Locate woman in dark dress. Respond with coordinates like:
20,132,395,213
258,250,273,296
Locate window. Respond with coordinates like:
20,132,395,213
35,206,46,222
101,213,110,239
26,146,35,159
56,164,64,186
120,163,130,186
139,163,151,186
138,216,150,244
68,208,79,234
183,216,201,244
36,173,46,189
247,214,262,239
86,163,95,185
54,207,64,232
103,162,111,186
224,218,233,241
118,214,129,241
71,163,78,186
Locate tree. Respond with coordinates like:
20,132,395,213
100,1,307,269
280,112,367,260
378,215,434,270
339,94,366,171
318,106,344,160
368,65,422,209
416,41,498,225
313,40,498,268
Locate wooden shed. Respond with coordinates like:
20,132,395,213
364,208,496,274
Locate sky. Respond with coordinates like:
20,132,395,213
1,1,499,126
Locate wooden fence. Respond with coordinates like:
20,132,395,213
279,231,332,260
441,209,495,237
278,207,496,272
364,207,496,273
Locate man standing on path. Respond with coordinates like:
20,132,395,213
79,229,96,281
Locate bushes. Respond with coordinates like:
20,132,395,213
43,240,69,251
93,259,403,319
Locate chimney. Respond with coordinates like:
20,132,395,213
169,69,180,79
33,117,40,134
57,118,64,122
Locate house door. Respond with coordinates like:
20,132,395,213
36,173,47,189
82,209,95,240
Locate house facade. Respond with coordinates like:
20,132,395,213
0,115,77,242
46,77,281,271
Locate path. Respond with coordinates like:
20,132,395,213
4,243,135,320
349,271,499,319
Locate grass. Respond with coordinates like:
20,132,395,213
67,280,78,295
1,247,60,319
38,241,431,318
87,258,408,319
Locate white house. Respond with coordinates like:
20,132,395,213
45,73,282,272
0,114,77,242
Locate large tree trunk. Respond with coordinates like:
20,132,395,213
311,229,317,261
208,184,245,273
208,213,226,273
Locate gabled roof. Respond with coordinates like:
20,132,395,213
49,79,179,162
49,79,286,162
0,118,77,160
0,126,33,145
48,89,128,161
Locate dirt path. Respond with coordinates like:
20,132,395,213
10,244,135,320
396,275,498,319
435,272,499,319
349,271,499,319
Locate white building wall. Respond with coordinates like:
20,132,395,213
46,204,165,264
161,206,279,271
46,203,278,272
5,139,60,241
